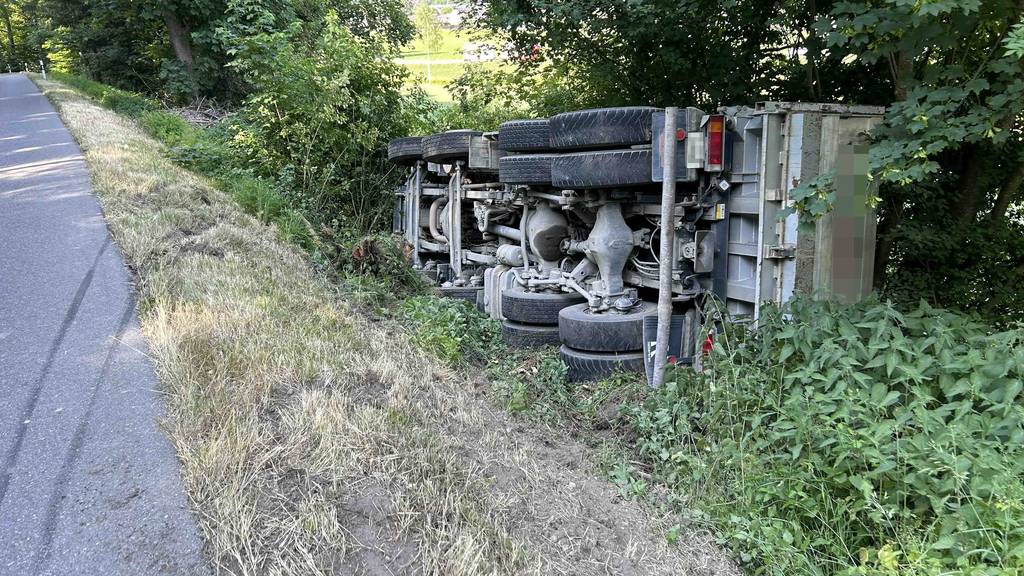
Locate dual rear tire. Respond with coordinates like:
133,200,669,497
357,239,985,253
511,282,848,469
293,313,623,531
500,287,584,348
499,288,654,380
559,346,645,381
501,321,560,347
496,107,661,188
422,130,482,163
558,302,653,381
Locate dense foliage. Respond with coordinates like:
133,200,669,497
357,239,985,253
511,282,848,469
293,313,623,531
0,1,46,72
399,296,501,365
18,0,439,274
634,298,1024,574
819,0,1024,324
462,0,892,112
13,0,413,101
225,9,410,232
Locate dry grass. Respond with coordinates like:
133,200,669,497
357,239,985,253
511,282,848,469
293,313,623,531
34,75,737,576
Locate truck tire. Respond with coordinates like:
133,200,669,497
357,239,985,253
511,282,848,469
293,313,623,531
551,149,653,189
549,107,658,150
501,320,560,347
560,346,645,381
422,130,482,162
498,154,558,185
439,285,480,304
498,119,551,151
501,287,586,325
558,301,654,352
388,136,422,165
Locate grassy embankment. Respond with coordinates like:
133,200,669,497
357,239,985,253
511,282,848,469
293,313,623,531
31,74,735,575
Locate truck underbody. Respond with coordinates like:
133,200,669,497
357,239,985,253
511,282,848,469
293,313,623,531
390,103,883,381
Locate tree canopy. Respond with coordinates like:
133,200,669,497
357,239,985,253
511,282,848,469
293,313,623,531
10,0,412,100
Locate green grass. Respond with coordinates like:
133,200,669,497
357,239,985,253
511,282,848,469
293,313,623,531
398,28,506,101
397,296,650,429
403,60,507,102
402,62,466,100
47,71,321,257
403,62,466,80
400,27,468,60
48,70,156,116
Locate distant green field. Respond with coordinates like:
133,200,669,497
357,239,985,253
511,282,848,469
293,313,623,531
402,62,465,77
398,26,510,101
398,27,482,101
401,27,465,61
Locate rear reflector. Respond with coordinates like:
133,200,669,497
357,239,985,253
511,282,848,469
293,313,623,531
706,115,724,171
702,334,714,356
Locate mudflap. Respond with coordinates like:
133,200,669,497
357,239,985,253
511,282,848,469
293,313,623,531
642,307,698,384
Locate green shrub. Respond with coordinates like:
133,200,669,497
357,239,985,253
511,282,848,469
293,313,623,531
337,235,431,307
226,10,411,233
401,73,526,134
274,209,312,248
633,298,1024,575
139,111,197,147
399,296,500,365
138,111,236,176
100,89,155,117
443,64,583,122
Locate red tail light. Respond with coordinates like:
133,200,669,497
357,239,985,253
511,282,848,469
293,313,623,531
706,115,725,171
702,334,714,356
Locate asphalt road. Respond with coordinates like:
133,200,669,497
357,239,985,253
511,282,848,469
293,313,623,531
0,74,209,575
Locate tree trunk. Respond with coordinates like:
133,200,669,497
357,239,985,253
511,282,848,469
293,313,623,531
0,1,17,67
991,159,1024,221
958,113,1018,224
890,51,913,100
162,9,194,74
873,203,902,287
955,145,985,225
803,0,821,100
872,50,914,289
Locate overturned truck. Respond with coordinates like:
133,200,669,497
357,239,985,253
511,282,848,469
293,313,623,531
389,103,883,381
